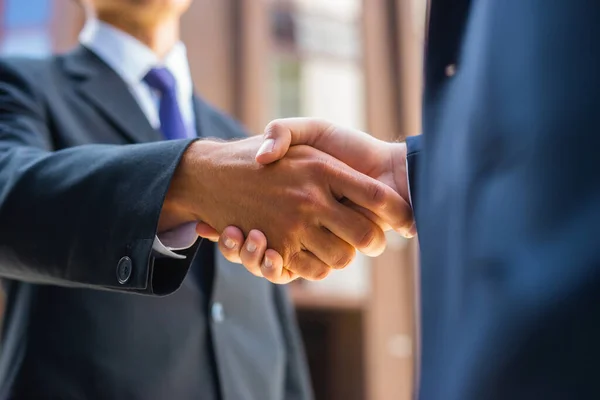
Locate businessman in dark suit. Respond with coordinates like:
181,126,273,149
210,1,600,399
0,0,413,399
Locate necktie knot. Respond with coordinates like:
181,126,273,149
143,67,187,140
143,67,176,94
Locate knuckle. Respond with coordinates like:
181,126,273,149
368,181,389,208
261,266,277,280
312,268,330,281
357,227,379,250
315,158,334,176
286,250,303,270
285,217,303,234
331,250,355,270
286,217,312,239
294,187,324,213
299,188,319,207
297,150,330,173
264,119,286,137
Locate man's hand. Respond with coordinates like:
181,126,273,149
257,118,411,212
196,119,416,283
160,134,412,283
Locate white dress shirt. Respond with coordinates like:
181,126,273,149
80,19,198,259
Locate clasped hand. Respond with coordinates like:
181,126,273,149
195,118,415,283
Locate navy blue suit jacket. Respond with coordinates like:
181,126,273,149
407,1,600,399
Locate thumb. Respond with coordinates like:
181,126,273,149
255,120,292,164
255,118,333,164
195,222,220,242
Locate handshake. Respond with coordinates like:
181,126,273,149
161,118,415,284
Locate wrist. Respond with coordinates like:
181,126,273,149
159,139,224,232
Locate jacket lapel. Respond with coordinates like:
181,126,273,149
192,95,209,139
192,95,242,141
63,46,163,144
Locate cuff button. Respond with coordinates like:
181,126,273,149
117,256,133,284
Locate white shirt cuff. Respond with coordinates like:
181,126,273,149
152,221,199,259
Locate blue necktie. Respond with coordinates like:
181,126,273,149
143,67,188,140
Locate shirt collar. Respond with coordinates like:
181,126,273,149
79,19,193,100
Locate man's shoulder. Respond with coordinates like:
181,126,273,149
0,54,66,108
0,53,72,100
0,53,60,81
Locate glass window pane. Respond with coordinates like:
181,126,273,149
293,0,361,21
1,30,52,57
4,0,52,28
271,7,296,46
300,58,365,129
296,14,361,59
271,56,302,118
270,3,361,59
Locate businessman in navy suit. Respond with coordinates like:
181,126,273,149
209,1,600,399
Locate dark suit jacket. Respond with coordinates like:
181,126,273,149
0,46,312,400
407,1,600,399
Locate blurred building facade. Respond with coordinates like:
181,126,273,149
0,1,426,399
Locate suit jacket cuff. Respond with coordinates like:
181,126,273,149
405,135,423,211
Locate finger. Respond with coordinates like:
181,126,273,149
255,119,300,164
256,118,331,164
328,165,414,234
406,222,417,238
218,226,246,265
240,230,268,277
260,249,295,284
301,226,356,270
257,118,383,171
285,250,333,282
195,222,220,242
320,200,387,257
342,198,392,231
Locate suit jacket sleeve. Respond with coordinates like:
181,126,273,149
272,285,314,400
405,134,423,214
0,60,198,295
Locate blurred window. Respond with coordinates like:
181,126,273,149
269,0,363,126
271,56,302,118
1,0,53,56
4,0,51,28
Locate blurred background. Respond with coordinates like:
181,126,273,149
0,0,426,399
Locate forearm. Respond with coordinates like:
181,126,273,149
0,58,211,294
0,138,196,294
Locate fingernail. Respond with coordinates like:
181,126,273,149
398,223,417,238
224,237,236,249
263,258,273,269
407,223,417,237
246,242,257,253
395,228,410,238
256,138,275,157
